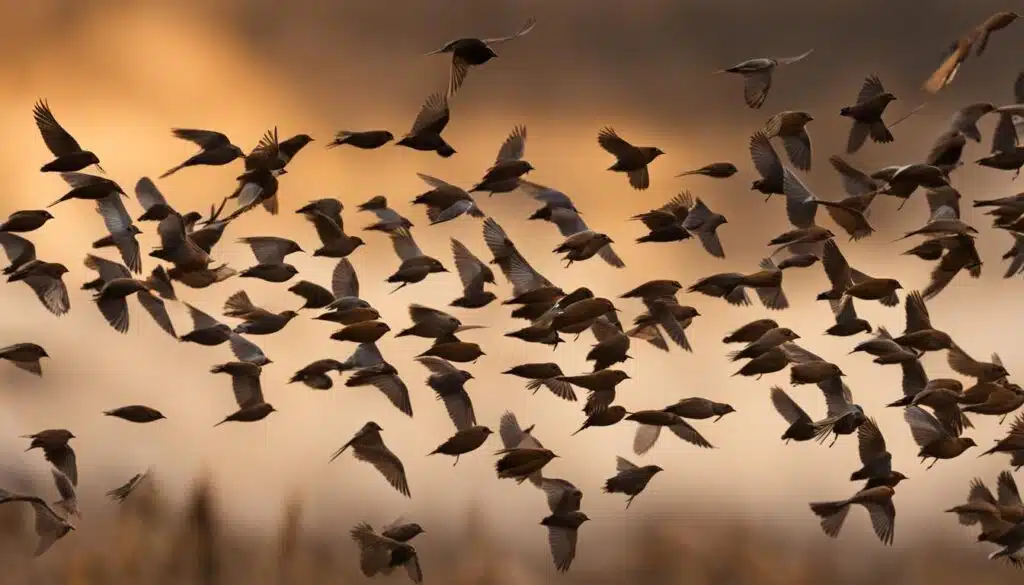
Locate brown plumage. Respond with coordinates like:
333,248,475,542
628,410,714,454
289,359,346,390
331,422,410,497
572,405,628,436
663,397,736,422
722,319,779,344
210,362,276,426
33,100,102,173
331,321,392,344
603,456,663,509
840,75,897,154
503,363,576,402
894,291,954,353
923,12,1020,94
770,386,815,443
223,290,298,336
809,486,896,546
0,343,49,377
23,429,78,485
103,405,166,423
596,127,664,190
903,406,976,469
428,425,493,465
763,111,814,170
417,341,485,363
495,447,558,483
733,347,790,379
0,210,54,233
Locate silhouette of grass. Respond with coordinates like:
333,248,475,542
0,476,1018,583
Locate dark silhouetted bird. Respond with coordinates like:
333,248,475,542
332,422,410,497
425,17,537,97
23,429,77,485
676,162,738,179
396,93,455,158
210,361,276,426
237,236,303,283
104,405,166,423
809,486,896,546
326,130,394,150
161,128,245,178
715,50,814,109
841,75,897,154
0,210,54,234
603,456,663,509
0,343,49,377
33,100,102,173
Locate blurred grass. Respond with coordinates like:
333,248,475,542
0,475,1018,584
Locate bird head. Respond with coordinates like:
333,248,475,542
652,147,666,159
267,405,278,412
367,421,383,432
281,310,300,320
649,465,665,474
430,259,449,273
882,92,898,102
352,237,367,249
962,437,978,448
891,280,904,290
438,144,457,158
780,328,800,340
890,471,909,484
42,211,55,220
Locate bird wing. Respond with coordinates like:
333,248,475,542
857,74,887,104
415,355,459,376
498,411,527,449
546,524,579,573
863,500,896,546
903,291,932,333
615,455,639,472
518,180,575,209
96,195,141,273
482,16,537,44
84,254,131,283
903,405,948,447
347,366,413,417
171,128,231,148
331,258,360,298
483,218,552,294
495,124,527,163
229,364,264,408
668,420,714,448
547,207,589,237
134,177,171,212
781,168,818,228
450,238,488,291
750,130,783,183
184,302,221,330
857,418,888,465
741,70,773,109
776,49,814,66
389,229,423,262
998,470,1023,509
770,385,811,425
239,236,298,265
900,359,928,398
541,478,581,514
778,341,822,364
33,100,83,157
353,437,411,497
822,240,853,292
409,93,450,136
597,127,636,158
137,292,177,338
828,155,877,196
228,333,269,365
991,111,1019,153
23,274,70,317
0,233,35,265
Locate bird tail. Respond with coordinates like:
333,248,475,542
524,379,544,393
159,163,187,179
980,445,1001,457
726,349,745,362
809,500,850,538
839,106,852,117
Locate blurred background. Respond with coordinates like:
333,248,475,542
1,0,1024,582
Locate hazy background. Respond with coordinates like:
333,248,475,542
0,0,1023,576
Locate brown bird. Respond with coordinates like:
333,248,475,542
733,346,790,379
770,385,815,443
416,356,477,431
586,316,631,371
826,297,873,338
23,429,78,485
553,231,616,267
7,259,70,316
236,236,302,283
49,172,125,208
632,192,693,245
596,127,664,190
413,173,484,225
428,425,493,465
894,291,954,353
325,129,394,150
470,125,533,194
0,343,49,377
789,360,845,386
904,405,976,469
345,363,413,417
980,412,1024,461
350,522,423,583
723,319,779,344
663,398,736,422
290,258,364,310
224,290,298,336
769,225,834,255
33,100,102,173
0,473,77,556
809,486,896,546
386,229,448,292
332,321,392,344
927,130,968,170
764,111,814,170
503,363,576,402
150,212,213,274
948,345,1008,383
417,340,485,364
495,447,558,483
676,162,738,179
0,210,54,234
449,238,497,309
540,510,589,573
829,154,884,197
303,210,366,258
104,405,166,423
210,362,276,426
178,303,270,365
603,456,663,509
977,110,1024,178
950,102,997,142
289,359,346,390
627,301,699,353
749,130,785,197
161,128,244,178
572,405,628,436
499,410,546,457
727,326,801,361
628,409,714,454
358,195,414,233
715,50,814,109
961,382,1024,422
482,216,559,301
923,11,1020,94
840,75,897,154
557,369,630,415
396,304,482,341
331,422,410,497
872,164,950,207
850,418,907,490
396,92,455,158
425,17,537,98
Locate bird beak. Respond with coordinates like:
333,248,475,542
94,163,106,174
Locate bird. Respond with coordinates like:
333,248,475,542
633,191,727,257
850,418,907,490
809,486,896,546
0,210,54,233
106,470,150,504
603,456,663,509
49,172,125,208
894,291,954,353
358,196,415,233
676,162,738,179
133,177,180,222
923,11,1020,94
428,425,493,465
325,130,394,150
540,509,589,573
627,409,714,455
0,472,77,556
288,258,364,310
425,16,537,97
840,75,897,154
596,127,664,190
770,386,816,443
495,447,558,483
161,128,245,178
0,343,49,377
237,236,303,283
976,110,1024,178
223,290,299,336
572,405,628,436
32,100,103,173
178,303,270,366
22,429,78,485
289,359,346,390
7,259,70,316
396,93,455,158
553,230,616,267
416,356,477,431
350,521,423,583
345,363,414,418
904,406,977,469
210,361,276,426
749,130,785,197
385,229,448,292
715,50,814,109
104,405,166,423
723,319,780,344
331,423,410,497
448,238,497,308
663,397,736,422
470,125,532,194
528,187,625,267
331,321,392,344
764,111,814,170
980,412,1024,462
412,173,485,225
503,363,576,402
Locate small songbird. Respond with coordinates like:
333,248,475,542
449,238,497,309
7,260,71,316
903,405,977,469
396,93,456,158
603,456,663,509
770,386,815,443
386,229,449,292
358,195,414,233
495,446,558,483
289,359,346,390
809,486,896,545
540,510,589,573
237,236,303,283
23,429,78,485
749,130,785,197
597,127,664,190
676,162,738,179
417,356,478,431
715,50,814,109
0,474,77,556
223,290,299,336
49,173,125,208
425,17,537,98
628,410,714,455
849,418,908,490
345,363,413,418
0,210,54,234
210,362,276,426
33,100,103,173
350,522,423,583
161,128,245,178
470,125,533,194
0,343,49,377
331,422,411,497
923,11,1020,94
840,75,897,154
325,130,394,150
103,405,166,423
723,319,779,344
429,425,493,465
413,173,484,225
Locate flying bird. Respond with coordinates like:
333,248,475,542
210,361,276,426
597,127,664,190
425,17,537,98
396,93,455,158
331,422,410,497
32,100,103,173
841,75,897,154
715,50,814,109
161,128,245,178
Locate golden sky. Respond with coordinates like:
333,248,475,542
0,0,1023,567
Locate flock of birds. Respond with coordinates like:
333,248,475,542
4,9,1024,578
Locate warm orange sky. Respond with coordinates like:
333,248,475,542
1,0,1023,567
